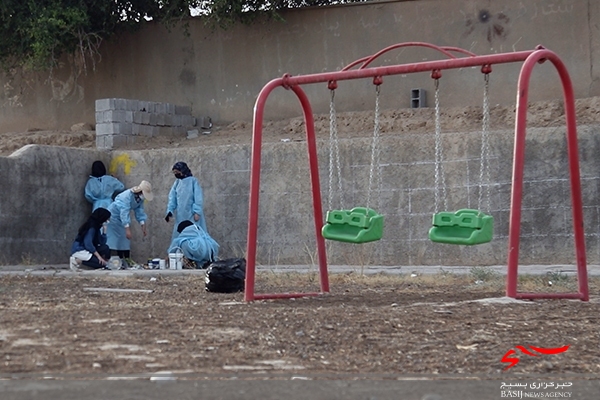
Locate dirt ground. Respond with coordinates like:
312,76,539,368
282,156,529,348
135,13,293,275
2,96,600,156
2,99,600,379
0,272,599,377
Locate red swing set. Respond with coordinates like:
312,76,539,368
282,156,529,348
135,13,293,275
244,42,589,302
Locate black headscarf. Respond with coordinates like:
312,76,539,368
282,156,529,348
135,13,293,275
177,220,194,233
77,208,111,238
91,161,107,178
172,161,193,179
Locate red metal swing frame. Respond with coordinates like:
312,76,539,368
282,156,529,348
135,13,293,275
244,42,589,302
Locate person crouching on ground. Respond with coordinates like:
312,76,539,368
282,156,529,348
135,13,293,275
168,220,219,269
70,208,112,270
107,180,153,269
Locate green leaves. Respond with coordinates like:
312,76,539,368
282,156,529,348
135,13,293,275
0,0,369,71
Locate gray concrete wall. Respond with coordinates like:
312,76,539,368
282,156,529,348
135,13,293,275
0,0,599,132
2,0,600,268
2,119,600,268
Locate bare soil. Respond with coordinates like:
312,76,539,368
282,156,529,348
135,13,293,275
0,272,599,377
2,97,600,156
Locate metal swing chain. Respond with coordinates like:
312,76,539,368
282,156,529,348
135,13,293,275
366,84,382,210
328,89,344,210
478,73,492,212
433,78,447,213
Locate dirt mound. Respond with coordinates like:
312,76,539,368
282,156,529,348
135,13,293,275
2,97,600,156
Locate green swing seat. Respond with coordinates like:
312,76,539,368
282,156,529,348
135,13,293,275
322,207,384,244
428,208,493,245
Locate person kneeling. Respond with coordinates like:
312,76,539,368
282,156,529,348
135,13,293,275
70,208,111,270
168,220,219,269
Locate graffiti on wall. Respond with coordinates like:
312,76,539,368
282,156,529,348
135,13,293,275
109,153,137,176
463,9,511,43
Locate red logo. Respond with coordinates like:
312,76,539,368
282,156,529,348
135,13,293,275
501,345,570,370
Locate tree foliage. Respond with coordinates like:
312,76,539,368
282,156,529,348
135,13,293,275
0,0,368,71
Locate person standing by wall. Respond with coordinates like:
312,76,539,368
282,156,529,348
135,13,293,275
164,161,207,241
84,160,125,211
70,207,112,270
107,180,153,269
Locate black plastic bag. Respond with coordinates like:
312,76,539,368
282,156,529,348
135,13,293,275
205,258,246,293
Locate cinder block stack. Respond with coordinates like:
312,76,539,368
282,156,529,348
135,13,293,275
95,98,197,150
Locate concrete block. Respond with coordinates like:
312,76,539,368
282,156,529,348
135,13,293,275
198,116,212,130
125,111,134,123
173,126,188,135
171,114,183,127
149,114,159,126
411,88,427,108
110,134,129,148
132,123,141,136
164,115,173,126
141,112,151,125
166,103,176,115
114,98,127,110
103,110,127,123
158,126,173,136
175,105,192,115
95,134,108,149
149,126,159,137
156,114,166,126
96,123,115,135
95,122,133,135
181,115,197,127
95,98,115,112
95,134,128,150
126,99,138,111
187,129,199,139
133,111,143,124
140,125,153,136
156,103,167,114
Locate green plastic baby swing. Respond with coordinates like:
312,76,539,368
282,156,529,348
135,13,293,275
428,71,494,245
321,82,384,244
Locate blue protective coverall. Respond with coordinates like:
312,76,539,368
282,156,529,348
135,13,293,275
84,161,125,211
106,190,147,251
168,224,219,266
166,176,207,240
85,176,125,211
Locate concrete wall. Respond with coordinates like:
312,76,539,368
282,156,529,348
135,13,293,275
0,0,599,132
2,0,600,268
2,118,600,268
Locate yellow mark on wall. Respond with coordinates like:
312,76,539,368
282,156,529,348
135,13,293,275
109,154,137,176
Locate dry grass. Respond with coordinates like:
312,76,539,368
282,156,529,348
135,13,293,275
253,269,600,298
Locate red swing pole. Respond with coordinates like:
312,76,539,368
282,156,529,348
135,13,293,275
506,49,588,301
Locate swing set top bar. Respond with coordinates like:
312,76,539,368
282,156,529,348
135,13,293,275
276,42,543,89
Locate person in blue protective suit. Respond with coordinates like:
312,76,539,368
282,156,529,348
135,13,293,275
84,160,125,211
164,161,207,241
70,208,112,270
106,180,153,269
168,220,219,269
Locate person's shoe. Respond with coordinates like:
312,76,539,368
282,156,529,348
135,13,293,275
69,256,81,271
119,258,129,270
